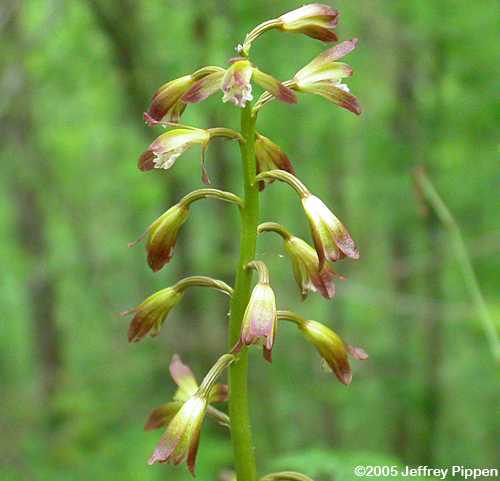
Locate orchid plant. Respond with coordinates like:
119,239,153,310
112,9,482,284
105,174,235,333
123,4,367,480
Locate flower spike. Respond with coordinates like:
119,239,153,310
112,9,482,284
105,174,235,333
182,59,296,109
237,261,277,362
148,354,235,474
122,276,232,342
256,170,359,267
278,310,368,385
258,222,340,300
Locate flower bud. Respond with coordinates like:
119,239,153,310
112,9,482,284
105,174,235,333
284,235,339,300
138,127,210,174
240,261,277,362
144,67,224,125
301,194,359,267
278,4,339,42
299,319,367,385
131,202,189,272
255,133,295,190
293,39,361,115
219,470,237,481
123,287,184,342
260,471,316,481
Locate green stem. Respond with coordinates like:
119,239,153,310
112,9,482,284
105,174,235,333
228,103,259,481
414,167,500,362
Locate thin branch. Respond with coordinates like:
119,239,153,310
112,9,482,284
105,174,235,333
413,166,500,362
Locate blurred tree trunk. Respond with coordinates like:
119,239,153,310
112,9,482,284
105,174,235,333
419,198,442,465
2,4,62,407
84,0,193,284
418,36,446,467
85,0,147,122
389,26,419,462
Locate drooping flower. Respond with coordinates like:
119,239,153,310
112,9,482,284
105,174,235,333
130,202,189,272
144,75,191,126
293,38,361,114
239,261,277,362
241,4,340,56
255,133,295,190
122,287,184,342
148,392,208,473
138,126,210,174
301,193,359,267
299,319,368,385
258,222,339,299
278,311,368,385
145,354,228,431
182,59,296,108
123,277,232,341
278,3,339,42
144,67,225,125
148,354,235,475
284,234,340,300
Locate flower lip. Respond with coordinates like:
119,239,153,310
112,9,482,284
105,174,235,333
222,59,254,108
148,128,210,170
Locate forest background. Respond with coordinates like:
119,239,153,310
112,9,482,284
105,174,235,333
1,0,498,480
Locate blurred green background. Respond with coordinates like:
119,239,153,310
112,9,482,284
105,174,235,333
1,0,499,480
